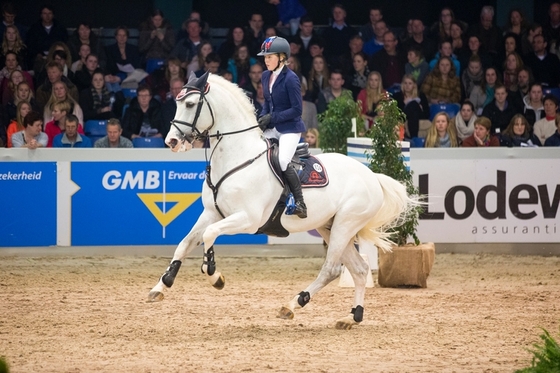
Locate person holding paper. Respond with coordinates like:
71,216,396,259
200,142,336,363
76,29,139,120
105,26,141,76
121,85,164,140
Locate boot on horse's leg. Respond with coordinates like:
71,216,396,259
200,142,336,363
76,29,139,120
283,166,307,219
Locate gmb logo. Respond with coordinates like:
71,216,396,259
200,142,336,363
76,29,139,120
101,170,200,230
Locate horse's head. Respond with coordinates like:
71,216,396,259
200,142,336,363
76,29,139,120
166,71,214,152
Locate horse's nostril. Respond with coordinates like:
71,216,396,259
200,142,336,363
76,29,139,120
168,139,178,148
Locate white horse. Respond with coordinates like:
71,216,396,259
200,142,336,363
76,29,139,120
148,71,416,329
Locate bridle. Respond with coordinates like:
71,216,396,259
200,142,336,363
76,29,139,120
170,83,260,143
169,78,270,219
170,83,215,142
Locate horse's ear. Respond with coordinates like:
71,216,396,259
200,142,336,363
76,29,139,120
197,70,210,89
186,71,197,86
185,70,210,91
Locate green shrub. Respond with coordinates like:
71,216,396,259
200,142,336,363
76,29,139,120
366,97,423,246
0,356,9,373
318,91,363,154
516,327,560,373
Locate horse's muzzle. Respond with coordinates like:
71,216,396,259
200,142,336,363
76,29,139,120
166,137,193,152
168,138,178,149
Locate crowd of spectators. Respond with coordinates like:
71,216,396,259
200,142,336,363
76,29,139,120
1,2,560,149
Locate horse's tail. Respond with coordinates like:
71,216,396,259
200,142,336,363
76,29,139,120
357,173,418,253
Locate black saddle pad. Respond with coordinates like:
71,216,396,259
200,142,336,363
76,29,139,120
299,156,328,188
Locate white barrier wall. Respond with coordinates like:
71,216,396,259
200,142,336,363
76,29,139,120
1,147,559,246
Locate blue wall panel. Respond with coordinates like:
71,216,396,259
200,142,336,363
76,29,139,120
0,162,57,247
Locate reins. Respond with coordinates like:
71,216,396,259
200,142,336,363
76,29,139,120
172,78,270,219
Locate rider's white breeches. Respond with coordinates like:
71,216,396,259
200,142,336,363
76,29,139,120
264,128,301,171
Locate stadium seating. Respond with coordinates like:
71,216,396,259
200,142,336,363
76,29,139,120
122,88,137,99
132,137,165,148
410,137,426,148
145,59,165,74
543,87,560,101
429,103,460,120
84,120,108,136
121,104,129,119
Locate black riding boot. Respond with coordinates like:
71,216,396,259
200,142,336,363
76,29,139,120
283,166,307,219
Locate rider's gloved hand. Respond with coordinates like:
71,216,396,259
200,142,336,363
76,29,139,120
258,114,272,131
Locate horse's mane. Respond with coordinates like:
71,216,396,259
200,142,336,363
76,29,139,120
207,74,257,121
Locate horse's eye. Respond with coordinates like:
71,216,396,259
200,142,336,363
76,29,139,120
186,102,196,109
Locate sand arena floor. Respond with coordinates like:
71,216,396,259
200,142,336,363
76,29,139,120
1,246,559,373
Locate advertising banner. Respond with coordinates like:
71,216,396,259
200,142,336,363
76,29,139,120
70,162,267,246
414,159,560,243
0,162,57,246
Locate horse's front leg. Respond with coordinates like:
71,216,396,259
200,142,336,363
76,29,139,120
147,210,219,302
201,211,259,289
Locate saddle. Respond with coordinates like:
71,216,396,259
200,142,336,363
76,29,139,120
265,138,329,189
256,138,329,237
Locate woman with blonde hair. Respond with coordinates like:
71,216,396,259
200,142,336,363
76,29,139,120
305,127,319,148
393,74,429,138
5,100,31,147
357,71,386,128
424,111,459,147
44,81,84,124
3,81,39,127
44,100,85,147
305,55,329,103
1,25,27,69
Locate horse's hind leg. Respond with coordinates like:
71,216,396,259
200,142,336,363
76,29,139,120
277,229,351,321
147,210,219,302
334,244,370,330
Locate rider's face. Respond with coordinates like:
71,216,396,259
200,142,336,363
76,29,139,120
264,54,280,71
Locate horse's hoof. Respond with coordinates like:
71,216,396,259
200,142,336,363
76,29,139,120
335,315,358,330
277,306,294,319
212,274,225,290
147,291,164,302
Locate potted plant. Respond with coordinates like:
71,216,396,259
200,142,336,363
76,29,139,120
318,91,363,154
366,95,435,288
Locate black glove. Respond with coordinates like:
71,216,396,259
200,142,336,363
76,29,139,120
257,114,272,130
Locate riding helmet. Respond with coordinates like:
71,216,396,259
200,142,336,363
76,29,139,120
257,36,291,58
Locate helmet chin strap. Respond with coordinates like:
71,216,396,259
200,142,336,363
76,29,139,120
272,54,285,72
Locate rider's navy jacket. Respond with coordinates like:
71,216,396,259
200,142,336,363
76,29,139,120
261,65,306,134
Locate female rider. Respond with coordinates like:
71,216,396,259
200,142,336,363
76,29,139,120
257,36,307,218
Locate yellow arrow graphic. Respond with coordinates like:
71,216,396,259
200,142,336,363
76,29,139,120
137,193,200,227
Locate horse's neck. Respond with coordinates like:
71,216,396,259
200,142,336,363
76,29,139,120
208,130,266,177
